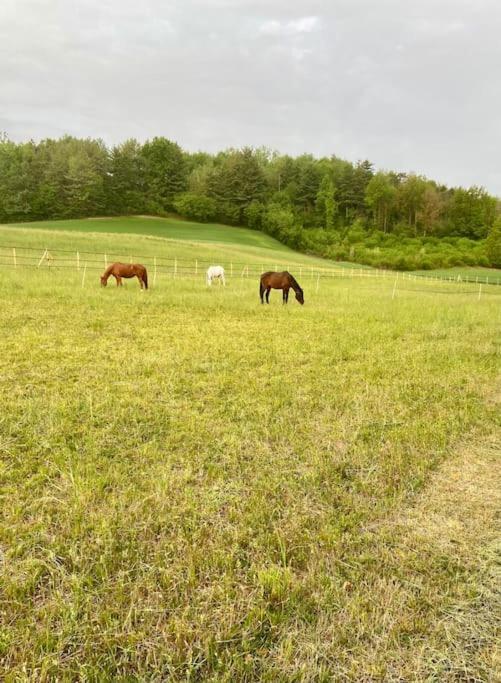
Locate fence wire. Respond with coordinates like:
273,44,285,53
0,244,500,292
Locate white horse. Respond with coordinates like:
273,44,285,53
206,265,226,286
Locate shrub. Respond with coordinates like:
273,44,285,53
244,201,264,230
173,193,217,222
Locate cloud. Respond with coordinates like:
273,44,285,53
259,15,319,36
1,0,501,194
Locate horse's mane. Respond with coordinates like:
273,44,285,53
287,272,303,292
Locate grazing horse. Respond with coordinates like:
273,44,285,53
207,265,226,286
260,271,304,305
100,263,148,290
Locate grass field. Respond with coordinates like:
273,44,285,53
413,265,501,284
0,219,500,681
2,216,291,251
4,215,501,284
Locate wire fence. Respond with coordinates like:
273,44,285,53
1,244,501,295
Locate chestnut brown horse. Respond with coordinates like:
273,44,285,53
100,263,148,289
260,271,304,305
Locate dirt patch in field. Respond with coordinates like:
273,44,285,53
369,388,501,680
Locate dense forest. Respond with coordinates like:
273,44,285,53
1,134,500,269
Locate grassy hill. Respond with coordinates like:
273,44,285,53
3,215,500,284
0,218,499,680
0,216,372,280
3,215,292,251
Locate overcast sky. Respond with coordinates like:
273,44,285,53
1,1,500,194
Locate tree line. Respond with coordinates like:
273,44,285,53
1,134,500,269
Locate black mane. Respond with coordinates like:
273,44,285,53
286,272,302,293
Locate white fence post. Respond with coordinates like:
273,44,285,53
81,263,87,288
38,249,48,268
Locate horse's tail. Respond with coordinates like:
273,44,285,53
143,269,148,289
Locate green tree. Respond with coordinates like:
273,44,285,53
266,154,298,196
244,200,265,230
207,148,266,224
418,185,442,236
109,139,146,215
63,139,108,217
188,160,214,195
446,186,496,238
315,175,338,229
262,202,296,240
173,192,217,222
486,216,501,267
141,137,187,212
337,160,373,223
0,139,31,221
294,155,321,223
365,172,396,232
398,174,427,233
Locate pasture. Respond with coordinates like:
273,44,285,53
2,216,290,251
412,265,501,285
0,221,500,681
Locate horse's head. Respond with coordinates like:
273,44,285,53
295,289,304,305
100,275,107,287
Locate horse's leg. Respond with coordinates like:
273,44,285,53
266,287,271,304
221,274,225,286
285,288,289,304
113,274,119,286
260,282,265,304
137,275,143,289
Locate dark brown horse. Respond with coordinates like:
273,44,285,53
100,263,148,289
260,271,304,305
